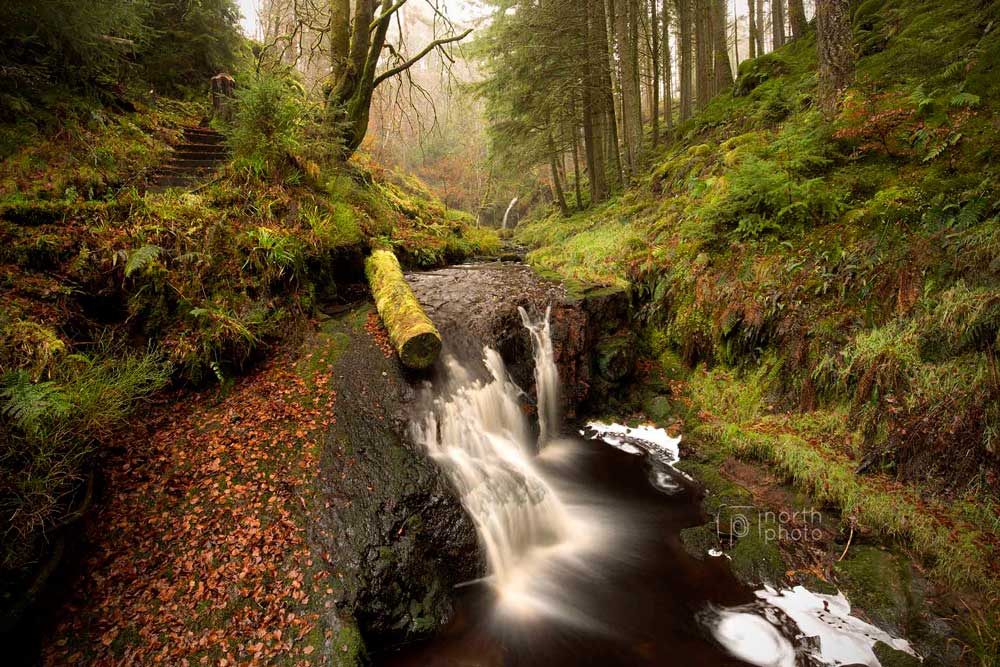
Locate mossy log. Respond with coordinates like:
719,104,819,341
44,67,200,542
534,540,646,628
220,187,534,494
365,249,441,369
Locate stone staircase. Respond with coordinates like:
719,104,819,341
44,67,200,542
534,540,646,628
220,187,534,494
148,126,229,192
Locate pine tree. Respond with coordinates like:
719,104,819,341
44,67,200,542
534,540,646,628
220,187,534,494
816,0,854,113
788,0,808,39
712,0,734,93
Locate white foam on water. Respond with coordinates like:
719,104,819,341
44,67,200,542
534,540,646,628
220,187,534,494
708,585,920,667
585,421,681,466
712,611,798,667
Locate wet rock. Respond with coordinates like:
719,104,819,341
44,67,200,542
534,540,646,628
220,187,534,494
596,333,636,382
873,641,922,667
834,545,960,666
316,305,482,645
406,263,631,419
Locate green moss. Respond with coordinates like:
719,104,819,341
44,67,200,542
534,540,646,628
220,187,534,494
728,527,786,586
364,249,442,369
330,619,367,667
834,546,915,630
680,525,719,560
873,641,922,667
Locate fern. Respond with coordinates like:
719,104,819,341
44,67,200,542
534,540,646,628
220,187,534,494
952,197,987,229
0,371,70,434
949,92,981,108
960,303,1000,353
123,244,165,278
244,227,302,277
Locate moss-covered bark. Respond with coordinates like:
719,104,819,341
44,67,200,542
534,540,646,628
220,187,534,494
364,249,441,369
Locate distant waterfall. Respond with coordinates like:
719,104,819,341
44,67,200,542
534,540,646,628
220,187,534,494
501,197,519,229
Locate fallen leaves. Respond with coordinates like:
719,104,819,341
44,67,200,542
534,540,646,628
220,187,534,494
365,312,394,359
44,341,340,666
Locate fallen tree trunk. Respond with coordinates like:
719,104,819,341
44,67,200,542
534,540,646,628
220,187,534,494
365,249,442,369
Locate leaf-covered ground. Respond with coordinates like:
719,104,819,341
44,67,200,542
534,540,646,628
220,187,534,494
43,317,358,666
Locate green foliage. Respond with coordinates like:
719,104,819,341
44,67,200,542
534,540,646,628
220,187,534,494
244,227,304,279
0,0,241,118
1,346,170,571
121,243,165,278
0,372,70,435
304,203,364,252
140,0,242,95
517,208,641,288
694,156,847,240
226,75,305,179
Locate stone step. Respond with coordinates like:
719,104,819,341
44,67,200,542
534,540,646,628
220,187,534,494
174,143,228,156
165,158,224,170
183,128,224,145
173,152,227,163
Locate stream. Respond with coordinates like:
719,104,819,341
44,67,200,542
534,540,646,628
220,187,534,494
374,263,917,667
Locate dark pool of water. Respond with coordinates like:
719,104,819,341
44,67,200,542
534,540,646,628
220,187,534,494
374,433,759,667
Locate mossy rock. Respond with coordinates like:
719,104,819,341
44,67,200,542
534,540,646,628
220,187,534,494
873,641,921,667
642,394,673,424
0,201,71,226
834,545,918,636
734,54,791,97
680,524,721,560
596,333,636,382
728,525,787,586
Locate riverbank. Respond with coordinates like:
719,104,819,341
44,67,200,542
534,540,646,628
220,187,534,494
507,2,1000,661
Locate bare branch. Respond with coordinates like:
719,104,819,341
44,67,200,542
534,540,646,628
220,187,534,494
372,29,473,89
370,0,409,31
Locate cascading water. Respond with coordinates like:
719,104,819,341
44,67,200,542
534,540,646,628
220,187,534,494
410,308,607,623
501,197,519,229
519,306,559,444
394,274,919,666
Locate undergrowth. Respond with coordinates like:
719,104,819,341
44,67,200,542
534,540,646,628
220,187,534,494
0,81,500,621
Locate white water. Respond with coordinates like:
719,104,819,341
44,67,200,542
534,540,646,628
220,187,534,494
519,306,559,444
411,309,609,624
502,196,519,229
707,585,920,667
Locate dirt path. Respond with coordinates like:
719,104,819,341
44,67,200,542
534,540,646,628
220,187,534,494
44,315,356,666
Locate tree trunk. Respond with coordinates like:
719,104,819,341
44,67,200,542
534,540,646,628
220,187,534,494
772,0,785,49
330,0,351,77
756,0,766,54
549,135,570,216
677,0,693,120
572,126,584,209
325,0,470,157
748,0,757,58
650,0,660,147
587,0,612,200
662,0,674,130
788,0,807,39
607,0,627,186
694,0,712,109
816,0,854,113
615,0,642,177
327,0,389,154
365,249,442,369
713,0,734,93
732,0,739,67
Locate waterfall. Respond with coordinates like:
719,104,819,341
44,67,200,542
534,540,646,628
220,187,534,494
411,309,604,622
519,306,559,444
501,197,519,229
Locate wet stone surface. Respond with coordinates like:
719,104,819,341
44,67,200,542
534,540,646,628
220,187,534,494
407,262,629,417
